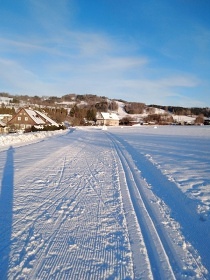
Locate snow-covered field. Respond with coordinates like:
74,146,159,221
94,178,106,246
0,126,210,279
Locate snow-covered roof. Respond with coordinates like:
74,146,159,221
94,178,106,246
0,97,13,104
173,115,195,123
25,109,45,125
101,112,119,120
0,114,12,118
0,120,6,127
35,110,59,126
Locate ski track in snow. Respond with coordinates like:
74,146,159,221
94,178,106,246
1,130,133,280
0,126,209,279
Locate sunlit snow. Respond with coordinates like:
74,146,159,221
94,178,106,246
0,125,209,279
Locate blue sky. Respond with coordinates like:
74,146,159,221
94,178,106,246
0,0,209,106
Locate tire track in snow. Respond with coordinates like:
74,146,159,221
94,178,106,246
107,139,153,280
107,131,208,279
107,133,177,280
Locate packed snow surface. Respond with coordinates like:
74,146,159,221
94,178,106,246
0,125,210,279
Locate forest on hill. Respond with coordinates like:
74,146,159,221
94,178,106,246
1,92,209,113
1,92,210,126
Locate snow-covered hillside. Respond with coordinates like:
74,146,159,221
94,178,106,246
0,126,210,279
116,101,196,123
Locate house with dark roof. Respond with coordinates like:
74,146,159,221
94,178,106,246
7,108,58,131
204,118,210,125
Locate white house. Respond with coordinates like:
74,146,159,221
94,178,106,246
96,112,119,126
0,120,6,133
0,97,13,105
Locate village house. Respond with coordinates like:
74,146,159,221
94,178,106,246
0,120,6,133
96,112,119,126
204,118,210,125
7,108,58,131
0,114,13,123
128,117,144,126
0,114,13,133
0,96,13,105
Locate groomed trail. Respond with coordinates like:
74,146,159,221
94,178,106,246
0,127,209,279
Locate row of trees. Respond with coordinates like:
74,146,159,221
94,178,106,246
0,106,16,115
69,107,96,126
33,100,119,126
150,105,210,118
0,93,117,108
1,93,209,127
1,92,210,117
144,114,173,125
69,100,118,126
124,102,145,114
120,113,206,126
37,107,68,123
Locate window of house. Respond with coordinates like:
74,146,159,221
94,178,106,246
25,117,28,121
18,116,21,121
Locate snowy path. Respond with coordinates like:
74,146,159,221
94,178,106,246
1,129,134,280
0,127,209,279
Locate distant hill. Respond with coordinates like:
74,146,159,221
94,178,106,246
149,104,210,118
0,92,209,126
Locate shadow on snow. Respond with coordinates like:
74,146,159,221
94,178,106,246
0,146,14,279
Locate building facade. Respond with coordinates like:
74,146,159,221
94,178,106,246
7,108,58,130
96,112,119,126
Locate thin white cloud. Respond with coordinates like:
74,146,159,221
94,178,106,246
0,37,50,53
0,6,207,107
66,31,114,56
27,0,73,32
0,54,204,107
0,30,120,60
159,76,200,88
0,58,58,94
